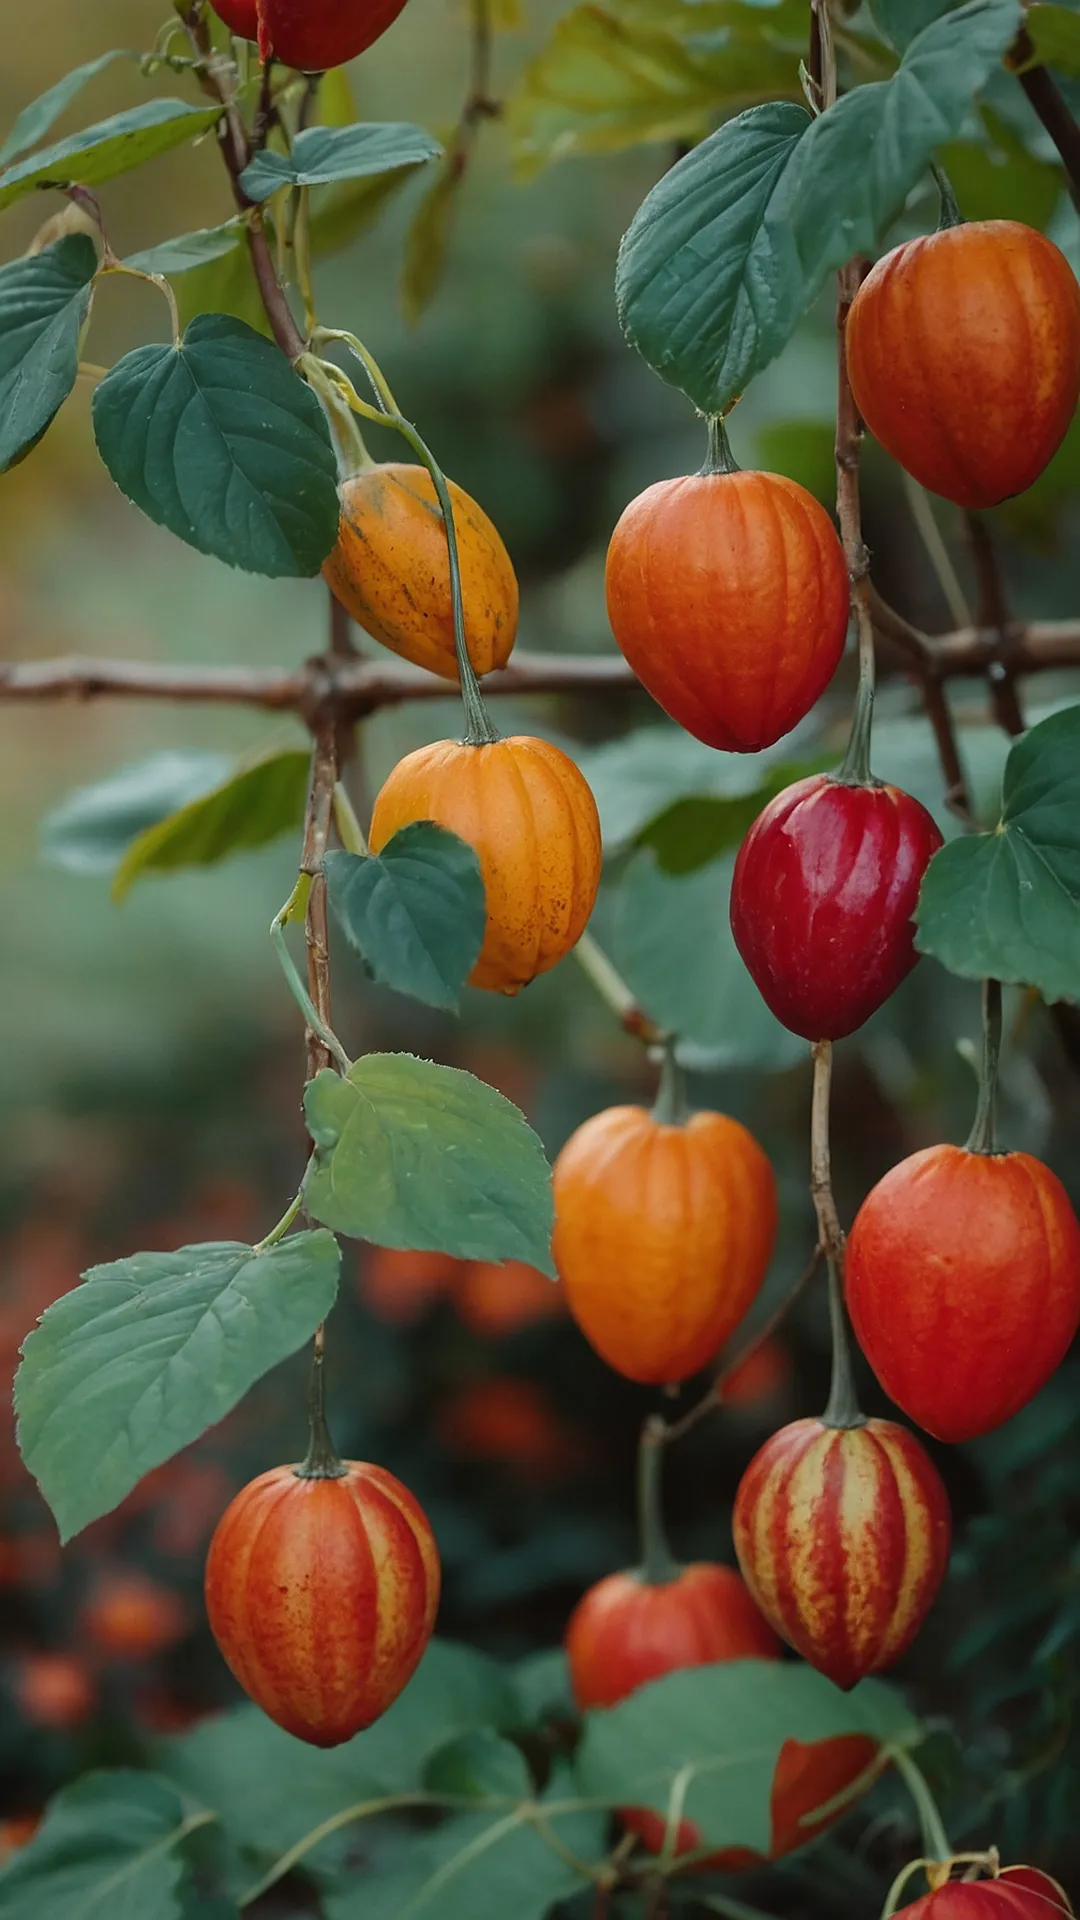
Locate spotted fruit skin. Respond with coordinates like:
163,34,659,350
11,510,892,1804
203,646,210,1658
368,736,602,995
210,0,259,35
204,1461,440,1747
553,1106,777,1385
256,0,409,70
846,1145,1080,1443
732,1417,951,1691
729,775,943,1041
605,471,849,752
323,465,518,681
896,1871,1073,1920
846,221,1080,509
566,1563,779,1711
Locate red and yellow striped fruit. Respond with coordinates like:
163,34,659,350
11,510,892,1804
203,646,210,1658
895,1869,1073,1920
553,1104,777,1385
205,1461,440,1747
732,1417,951,1690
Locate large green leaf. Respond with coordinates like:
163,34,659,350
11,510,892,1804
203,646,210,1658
1020,2,1080,72
424,1730,533,1801
0,100,225,213
112,748,310,900
914,705,1080,1002
400,159,462,328
617,0,1022,413
0,1771,205,1920
640,753,834,874
40,751,231,875
325,826,486,1013
0,235,97,473
16,1231,340,1541
578,723,822,853
575,1660,917,1855
870,0,961,49
124,221,245,278
615,849,806,1069
240,123,441,201
303,1055,555,1273
92,315,339,578
158,1641,519,1858
0,51,134,169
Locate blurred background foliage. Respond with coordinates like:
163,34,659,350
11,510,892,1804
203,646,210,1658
3,0,1080,1906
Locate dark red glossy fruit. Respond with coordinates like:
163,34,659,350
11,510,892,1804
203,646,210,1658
210,0,259,36
895,1868,1073,1920
566,1561,779,1710
846,1144,1080,1442
730,774,943,1041
256,0,409,71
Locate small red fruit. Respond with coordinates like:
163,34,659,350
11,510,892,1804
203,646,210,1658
895,1869,1073,1920
733,1416,951,1690
82,1571,189,1660
846,1144,1080,1443
256,0,409,71
730,774,943,1041
210,0,259,36
567,1562,780,1711
847,220,1080,510
605,442,849,753
14,1651,95,1730
205,1459,440,1747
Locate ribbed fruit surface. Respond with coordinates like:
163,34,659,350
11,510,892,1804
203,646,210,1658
896,1871,1073,1920
566,1562,779,1710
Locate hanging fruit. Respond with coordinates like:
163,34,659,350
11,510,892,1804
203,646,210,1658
209,0,259,36
846,1142,1080,1443
732,1414,951,1690
604,421,849,753
368,736,602,995
205,1457,440,1747
255,0,410,71
846,219,1080,509
730,773,943,1040
323,464,518,681
552,1054,777,1384
893,1867,1073,1920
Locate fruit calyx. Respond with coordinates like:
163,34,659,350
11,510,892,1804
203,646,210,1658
294,1347,349,1481
650,1039,689,1127
931,162,964,233
636,1416,680,1586
964,978,1003,1157
698,412,740,478
834,658,880,791
821,1260,866,1432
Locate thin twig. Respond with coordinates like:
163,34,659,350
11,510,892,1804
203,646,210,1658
835,256,875,698
903,472,972,631
658,1244,823,1445
965,513,1025,736
810,1040,844,1268
1011,31,1080,210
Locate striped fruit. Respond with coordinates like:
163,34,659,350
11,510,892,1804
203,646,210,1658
204,1461,440,1746
846,220,1080,509
552,1104,777,1385
732,1417,951,1690
368,737,602,996
846,1145,1080,1443
895,1870,1073,1920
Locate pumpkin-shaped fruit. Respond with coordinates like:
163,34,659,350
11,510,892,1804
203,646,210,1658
896,1870,1073,1920
211,0,259,35
732,1416,950,1690
368,736,601,995
553,1103,777,1385
256,0,409,70
605,466,849,752
567,1563,779,1711
730,774,943,1041
846,220,1080,509
205,1460,440,1747
846,1145,1080,1443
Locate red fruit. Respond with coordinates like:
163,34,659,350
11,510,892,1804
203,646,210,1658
896,1870,1073,1920
82,1572,189,1660
846,220,1080,510
256,0,409,70
721,1336,792,1413
14,1652,95,1730
730,775,943,1041
436,1378,579,1481
454,1260,564,1339
205,1460,440,1747
566,1563,780,1711
605,465,849,752
210,0,259,35
732,1417,951,1690
846,1145,1080,1443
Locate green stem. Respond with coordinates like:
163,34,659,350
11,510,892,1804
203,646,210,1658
270,909,352,1074
837,652,877,786
295,1336,347,1480
964,978,1002,1154
637,1417,679,1586
332,782,368,855
651,1038,689,1125
320,376,373,481
254,1187,304,1251
931,161,963,230
821,1257,865,1430
293,184,316,337
700,413,740,477
881,1859,936,1920
890,1747,953,1865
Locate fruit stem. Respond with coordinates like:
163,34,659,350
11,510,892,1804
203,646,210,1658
700,414,740,478
931,161,963,230
651,1037,690,1126
837,657,877,788
964,977,1003,1154
296,1330,348,1480
890,1746,953,1866
637,1416,679,1586
821,1256,866,1430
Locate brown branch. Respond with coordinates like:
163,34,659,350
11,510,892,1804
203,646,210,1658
965,513,1026,737
835,256,874,688
921,673,975,823
810,1040,845,1268
1011,32,1080,210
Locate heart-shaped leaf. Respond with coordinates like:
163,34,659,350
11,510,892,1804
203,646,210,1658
326,825,486,1011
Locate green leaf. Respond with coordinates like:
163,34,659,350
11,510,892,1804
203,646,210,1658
869,0,961,50
309,167,424,262
40,751,231,875
0,1770,204,1920
617,0,1022,413
239,123,441,200
92,315,339,578
640,753,834,874
0,50,134,169
578,724,825,857
615,849,806,1069
303,1054,555,1274
174,238,270,337
0,235,97,473
112,748,310,900
1020,2,1080,72
939,106,1063,227
400,159,462,328
325,826,486,1013
424,1730,532,1801
158,1641,519,1858
0,100,226,214
16,1231,340,1542
574,1660,917,1855
914,705,1080,1002
124,221,245,278
512,1649,574,1726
